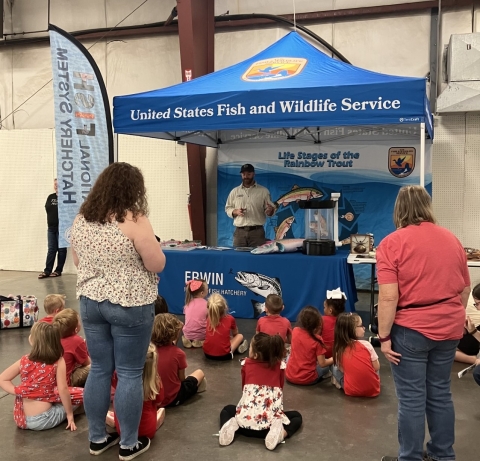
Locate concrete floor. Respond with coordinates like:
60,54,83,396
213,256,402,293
1,271,479,461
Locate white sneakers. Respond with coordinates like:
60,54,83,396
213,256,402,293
265,419,285,451
238,339,249,354
219,417,239,446
197,377,207,393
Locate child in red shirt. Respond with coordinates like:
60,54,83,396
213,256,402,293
53,308,90,387
256,294,292,343
286,306,333,385
38,293,65,324
152,313,206,407
322,287,347,359
219,333,302,450
331,313,380,397
107,343,166,439
203,294,248,360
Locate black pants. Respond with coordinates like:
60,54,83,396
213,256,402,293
166,376,198,407
220,405,302,439
44,227,67,274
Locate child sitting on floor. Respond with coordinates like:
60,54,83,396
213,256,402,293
256,294,292,343
38,294,65,324
286,306,333,385
107,343,165,439
182,279,208,348
322,287,347,359
219,333,302,450
53,308,91,387
332,313,380,397
203,293,248,360
0,322,83,431
152,314,206,407
154,295,169,315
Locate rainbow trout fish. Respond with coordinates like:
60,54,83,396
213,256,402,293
275,216,295,240
274,185,323,208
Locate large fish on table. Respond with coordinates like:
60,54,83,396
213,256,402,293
235,271,282,317
274,185,323,208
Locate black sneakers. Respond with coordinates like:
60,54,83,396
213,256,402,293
89,432,120,455
119,437,151,461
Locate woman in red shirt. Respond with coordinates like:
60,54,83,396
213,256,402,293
377,186,470,461
286,306,333,385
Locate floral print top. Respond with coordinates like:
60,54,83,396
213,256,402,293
235,358,290,430
13,355,83,429
71,215,158,307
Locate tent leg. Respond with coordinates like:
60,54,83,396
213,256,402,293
420,122,425,187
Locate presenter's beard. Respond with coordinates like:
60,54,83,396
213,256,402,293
242,178,254,187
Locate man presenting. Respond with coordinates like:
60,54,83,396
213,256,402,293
225,164,275,248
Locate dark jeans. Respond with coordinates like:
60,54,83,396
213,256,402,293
220,405,302,439
474,365,480,386
44,227,67,274
233,226,266,248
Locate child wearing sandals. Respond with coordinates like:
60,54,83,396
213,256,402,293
286,306,333,385
219,333,302,450
152,314,206,407
53,308,91,387
182,279,208,348
322,288,347,359
203,293,248,360
0,322,83,431
107,343,166,439
331,313,380,397
38,294,65,324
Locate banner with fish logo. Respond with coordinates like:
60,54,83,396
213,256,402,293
217,140,432,286
49,24,113,247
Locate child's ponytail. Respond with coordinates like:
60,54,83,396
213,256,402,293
296,306,326,347
143,343,160,401
185,279,205,305
333,313,360,366
207,293,228,331
251,332,285,368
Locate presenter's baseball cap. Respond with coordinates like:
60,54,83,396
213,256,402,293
240,164,255,173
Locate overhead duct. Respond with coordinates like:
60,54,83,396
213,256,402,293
437,33,480,114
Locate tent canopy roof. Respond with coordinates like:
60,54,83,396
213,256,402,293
113,32,433,145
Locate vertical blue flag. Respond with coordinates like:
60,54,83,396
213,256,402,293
49,24,113,247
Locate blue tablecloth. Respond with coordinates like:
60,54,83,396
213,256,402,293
159,247,357,321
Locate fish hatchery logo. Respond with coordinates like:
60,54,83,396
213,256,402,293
241,58,307,82
388,147,416,178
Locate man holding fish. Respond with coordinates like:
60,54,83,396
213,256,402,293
225,164,275,248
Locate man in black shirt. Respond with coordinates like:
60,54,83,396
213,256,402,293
38,179,67,278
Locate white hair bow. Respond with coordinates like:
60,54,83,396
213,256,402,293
326,287,347,300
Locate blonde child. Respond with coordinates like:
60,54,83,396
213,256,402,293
39,294,65,324
53,308,91,387
322,287,347,359
0,322,83,431
219,333,302,450
256,294,292,343
107,343,165,439
203,293,248,360
332,313,380,397
182,279,208,348
152,313,206,407
286,306,333,385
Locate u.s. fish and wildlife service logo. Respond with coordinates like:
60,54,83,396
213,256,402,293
241,58,307,82
388,147,416,178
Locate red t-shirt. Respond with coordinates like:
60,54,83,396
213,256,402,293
39,316,54,324
203,315,237,356
286,327,326,385
321,315,336,359
61,334,89,385
377,222,470,340
113,383,164,439
256,315,292,341
341,340,380,397
156,344,187,407
241,358,285,389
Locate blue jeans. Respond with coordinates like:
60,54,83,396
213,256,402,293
80,296,154,448
331,365,344,388
25,403,67,430
473,364,480,386
44,227,67,274
390,324,459,461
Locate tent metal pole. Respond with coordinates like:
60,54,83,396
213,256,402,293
420,122,425,187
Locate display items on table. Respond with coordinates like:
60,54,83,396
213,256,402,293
0,295,39,329
350,234,374,255
251,239,305,255
464,247,480,260
160,239,203,251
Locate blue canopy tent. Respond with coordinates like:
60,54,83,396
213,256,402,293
113,31,433,183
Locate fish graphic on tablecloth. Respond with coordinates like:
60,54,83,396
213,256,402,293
235,271,282,318
274,185,323,209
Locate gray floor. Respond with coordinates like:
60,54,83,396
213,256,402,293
1,271,479,461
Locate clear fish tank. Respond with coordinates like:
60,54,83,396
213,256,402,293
299,200,335,241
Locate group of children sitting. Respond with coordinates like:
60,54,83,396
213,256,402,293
0,282,380,453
